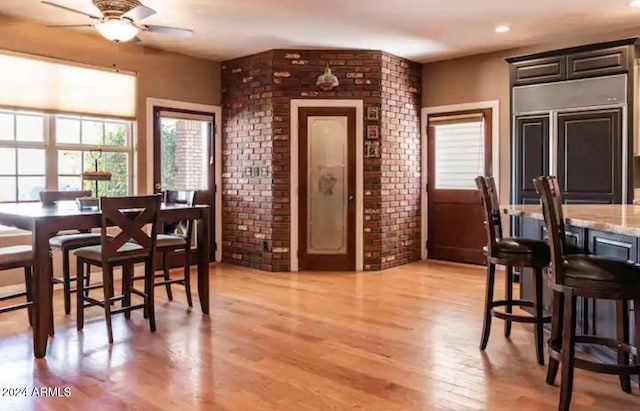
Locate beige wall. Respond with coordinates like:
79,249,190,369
0,14,221,286
0,13,222,194
422,27,640,205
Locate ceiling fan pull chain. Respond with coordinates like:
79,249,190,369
112,40,120,73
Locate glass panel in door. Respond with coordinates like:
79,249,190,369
307,116,348,254
159,116,211,192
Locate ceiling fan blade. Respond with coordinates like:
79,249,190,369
122,4,156,21
40,1,101,20
130,36,142,43
47,24,94,28
143,25,193,38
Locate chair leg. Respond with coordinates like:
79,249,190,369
616,300,631,393
122,263,132,320
581,297,589,335
634,299,640,390
61,249,71,315
184,249,193,308
479,263,496,351
76,258,84,331
48,255,54,337
559,290,577,411
546,289,564,385
146,260,156,333
84,263,91,298
24,266,33,327
533,267,545,366
162,251,173,301
504,266,513,338
102,264,114,344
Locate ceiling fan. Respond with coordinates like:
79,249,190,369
41,0,193,43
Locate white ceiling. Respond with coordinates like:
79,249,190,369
3,0,640,62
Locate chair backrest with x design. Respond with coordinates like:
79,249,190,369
163,190,209,248
99,195,161,261
163,190,194,237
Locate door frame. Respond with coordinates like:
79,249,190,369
290,99,364,272
146,97,222,262
421,100,500,260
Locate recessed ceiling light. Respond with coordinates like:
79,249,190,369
495,25,511,33
631,0,640,8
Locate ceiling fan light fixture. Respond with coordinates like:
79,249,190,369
95,18,139,42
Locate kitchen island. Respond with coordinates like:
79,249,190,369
502,204,640,364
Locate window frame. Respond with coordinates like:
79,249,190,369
0,107,135,203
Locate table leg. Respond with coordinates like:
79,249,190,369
197,208,210,314
32,222,53,358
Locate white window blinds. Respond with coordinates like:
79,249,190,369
0,51,136,118
432,117,485,190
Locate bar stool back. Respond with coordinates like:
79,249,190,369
476,176,551,365
534,176,640,410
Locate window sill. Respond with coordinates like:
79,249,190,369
0,228,29,237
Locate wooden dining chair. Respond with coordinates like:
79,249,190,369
534,176,640,410
40,190,103,315
0,246,35,325
74,195,161,344
131,190,207,307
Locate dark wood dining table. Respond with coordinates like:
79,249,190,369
0,201,210,358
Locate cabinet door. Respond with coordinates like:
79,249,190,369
511,56,566,86
514,116,549,204
567,46,630,80
557,109,622,204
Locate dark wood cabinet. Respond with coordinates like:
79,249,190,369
585,231,638,363
511,56,566,86
567,46,630,80
514,116,549,203
507,38,638,85
586,230,638,261
557,109,623,204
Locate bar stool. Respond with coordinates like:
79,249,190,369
476,176,551,365
75,195,161,344
40,190,103,315
130,190,205,308
534,176,640,411
0,246,34,325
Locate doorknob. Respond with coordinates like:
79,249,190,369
348,195,355,202
155,183,161,191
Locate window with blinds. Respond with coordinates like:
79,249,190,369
0,51,136,118
431,116,485,190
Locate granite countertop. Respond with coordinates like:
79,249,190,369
501,204,640,237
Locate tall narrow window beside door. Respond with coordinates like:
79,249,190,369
432,116,486,190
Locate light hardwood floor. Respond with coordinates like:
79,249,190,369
0,260,638,410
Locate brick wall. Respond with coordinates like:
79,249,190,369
222,49,421,271
380,53,422,269
221,51,276,270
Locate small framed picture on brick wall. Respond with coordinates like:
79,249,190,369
365,141,380,158
367,125,379,140
366,106,379,121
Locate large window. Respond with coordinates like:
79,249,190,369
0,108,134,202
